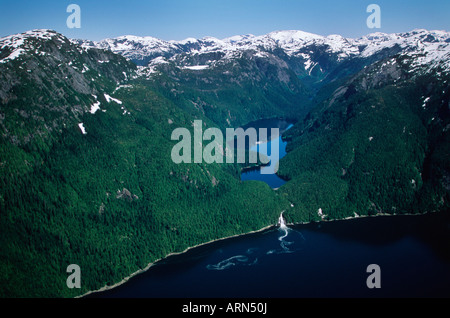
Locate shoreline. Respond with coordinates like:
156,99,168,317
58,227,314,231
287,210,439,227
77,223,275,298
78,209,438,298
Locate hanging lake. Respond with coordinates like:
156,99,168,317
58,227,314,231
87,118,450,298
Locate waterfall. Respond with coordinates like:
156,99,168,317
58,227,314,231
278,211,289,251
278,211,287,229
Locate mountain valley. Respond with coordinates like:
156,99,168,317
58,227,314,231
0,28,449,297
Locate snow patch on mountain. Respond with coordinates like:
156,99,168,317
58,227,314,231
78,123,87,135
3,28,449,79
0,29,64,63
75,28,449,75
104,93,122,104
90,101,101,114
183,65,209,70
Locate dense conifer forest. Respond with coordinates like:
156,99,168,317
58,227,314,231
0,30,448,297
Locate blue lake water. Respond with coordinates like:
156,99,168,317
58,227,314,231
87,118,450,298
239,119,293,189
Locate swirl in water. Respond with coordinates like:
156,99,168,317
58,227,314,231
207,212,305,270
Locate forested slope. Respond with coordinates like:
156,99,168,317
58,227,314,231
0,31,290,297
278,55,450,222
1,28,449,297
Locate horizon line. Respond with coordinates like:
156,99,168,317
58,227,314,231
2,27,450,43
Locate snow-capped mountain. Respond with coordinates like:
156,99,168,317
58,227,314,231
2,28,449,129
3,28,449,84
72,35,182,66
0,29,68,64
74,29,450,77
0,29,136,141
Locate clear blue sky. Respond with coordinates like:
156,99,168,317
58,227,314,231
1,0,449,41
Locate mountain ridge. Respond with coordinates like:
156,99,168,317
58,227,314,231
0,27,449,297
71,28,450,72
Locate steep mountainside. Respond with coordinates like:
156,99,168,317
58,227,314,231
0,30,290,297
279,46,450,221
77,29,450,86
0,28,449,297
76,29,450,126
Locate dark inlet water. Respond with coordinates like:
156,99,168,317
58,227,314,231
88,212,450,298
87,118,450,298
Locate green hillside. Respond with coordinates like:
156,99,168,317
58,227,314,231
0,32,291,297
1,30,449,297
278,57,450,223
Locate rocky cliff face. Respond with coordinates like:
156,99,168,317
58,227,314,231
0,30,136,146
76,29,450,84
0,27,448,298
